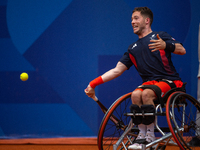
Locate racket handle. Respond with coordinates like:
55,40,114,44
92,96,98,101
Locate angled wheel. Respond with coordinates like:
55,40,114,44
98,92,138,150
166,92,200,150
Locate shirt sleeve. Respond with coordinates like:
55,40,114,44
159,31,181,44
119,52,133,70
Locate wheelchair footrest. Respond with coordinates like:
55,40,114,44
131,127,171,133
124,112,166,116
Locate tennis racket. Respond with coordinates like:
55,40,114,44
92,96,108,114
90,95,121,125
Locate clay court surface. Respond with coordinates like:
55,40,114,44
0,137,197,150
1,137,98,150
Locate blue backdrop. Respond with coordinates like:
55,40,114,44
0,0,199,138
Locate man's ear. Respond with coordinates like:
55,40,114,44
145,17,150,25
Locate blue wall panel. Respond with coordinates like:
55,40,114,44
0,0,199,138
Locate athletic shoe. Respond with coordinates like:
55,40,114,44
145,133,157,150
128,133,146,149
145,132,156,143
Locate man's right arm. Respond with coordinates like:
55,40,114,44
85,61,127,98
101,61,128,82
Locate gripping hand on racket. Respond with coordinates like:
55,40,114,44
85,85,96,100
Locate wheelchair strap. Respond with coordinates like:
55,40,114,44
158,79,176,89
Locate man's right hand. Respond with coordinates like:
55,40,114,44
84,85,96,99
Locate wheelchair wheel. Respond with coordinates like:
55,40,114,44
166,92,200,150
98,92,138,150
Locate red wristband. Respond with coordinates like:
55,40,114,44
89,76,104,88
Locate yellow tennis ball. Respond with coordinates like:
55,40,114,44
20,72,29,81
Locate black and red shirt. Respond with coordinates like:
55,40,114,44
120,31,181,82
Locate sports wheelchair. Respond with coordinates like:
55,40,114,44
97,83,200,150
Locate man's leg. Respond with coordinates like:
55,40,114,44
131,90,143,106
129,90,147,149
131,90,145,132
141,89,156,143
129,83,157,149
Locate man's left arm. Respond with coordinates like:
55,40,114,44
173,43,186,55
149,34,186,55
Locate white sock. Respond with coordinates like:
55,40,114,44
138,124,146,136
146,122,155,136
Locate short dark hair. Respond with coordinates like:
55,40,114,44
132,7,153,26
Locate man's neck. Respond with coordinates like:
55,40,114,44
138,28,152,39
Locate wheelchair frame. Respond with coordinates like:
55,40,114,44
97,85,200,150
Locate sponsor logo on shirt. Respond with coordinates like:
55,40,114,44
150,34,156,40
132,43,137,49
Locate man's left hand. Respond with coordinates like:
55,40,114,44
149,34,166,52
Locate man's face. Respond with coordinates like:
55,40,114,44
131,11,146,35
